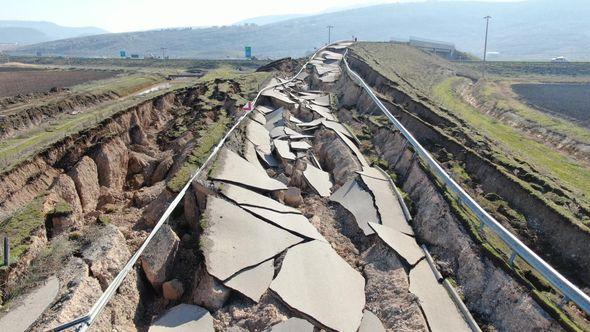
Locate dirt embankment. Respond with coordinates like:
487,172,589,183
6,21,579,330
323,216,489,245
460,81,590,164
0,77,249,329
0,90,120,140
334,67,565,330
344,53,590,288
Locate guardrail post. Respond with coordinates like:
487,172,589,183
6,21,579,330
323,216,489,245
508,251,518,266
478,220,486,232
558,295,570,308
3,236,9,266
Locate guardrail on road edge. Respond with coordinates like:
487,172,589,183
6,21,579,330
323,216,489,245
342,54,590,316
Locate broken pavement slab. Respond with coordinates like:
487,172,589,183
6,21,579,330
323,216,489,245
265,107,286,130
290,141,312,151
297,118,323,128
250,110,267,125
242,205,326,242
270,240,365,332
246,120,272,155
201,197,303,280
257,149,279,167
0,277,59,332
289,115,304,124
274,139,296,161
256,105,275,115
220,183,300,214
270,126,288,139
224,259,275,303
361,172,414,236
358,310,386,332
409,260,471,332
303,163,332,197
335,130,369,166
368,222,424,266
149,304,213,332
244,140,266,172
267,317,315,331
307,104,337,121
321,119,356,141
330,179,379,235
262,88,296,105
209,148,287,191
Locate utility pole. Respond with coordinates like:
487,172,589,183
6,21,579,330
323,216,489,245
327,25,334,45
482,15,492,79
161,47,167,60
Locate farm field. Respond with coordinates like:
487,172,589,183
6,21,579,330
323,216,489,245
512,83,590,126
2,55,269,73
0,68,119,97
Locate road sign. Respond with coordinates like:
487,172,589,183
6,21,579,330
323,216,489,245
120,50,126,58
245,46,252,58
242,101,253,111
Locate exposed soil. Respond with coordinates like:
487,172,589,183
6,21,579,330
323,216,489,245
95,47,571,332
0,68,119,97
0,73,258,330
343,51,590,329
460,80,590,164
0,90,120,140
345,51,590,290
512,83,590,127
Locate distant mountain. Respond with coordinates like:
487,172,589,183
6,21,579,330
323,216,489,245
0,27,49,44
0,21,106,45
233,14,308,26
9,0,590,60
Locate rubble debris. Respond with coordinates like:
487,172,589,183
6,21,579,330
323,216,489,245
224,259,274,303
409,260,471,331
270,241,365,332
303,163,332,197
149,304,213,332
330,179,379,235
201,197,303,280
368,222,423,265
209,148,287,191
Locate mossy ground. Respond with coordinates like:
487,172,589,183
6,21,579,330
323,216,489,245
0,196,46,266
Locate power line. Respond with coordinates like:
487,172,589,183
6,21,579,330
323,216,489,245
326,25,334,45
482,15,492,79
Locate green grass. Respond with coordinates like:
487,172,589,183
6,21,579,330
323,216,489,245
2,235,76,307
167,111,231,193
0,79,194,174
50,200,72,215
70,73,164,97
477,80,590,144
433,77,590,201
351,42,478,96
0,196,46,266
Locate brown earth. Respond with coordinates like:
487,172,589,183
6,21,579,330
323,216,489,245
0,68,118,97
0,74,258,330
344,51,590,292
339,52,587,329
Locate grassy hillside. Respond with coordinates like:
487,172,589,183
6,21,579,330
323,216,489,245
9,0,590,60
0,21,106,44
350,41,590,217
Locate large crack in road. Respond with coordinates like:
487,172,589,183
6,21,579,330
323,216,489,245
138,42,474,331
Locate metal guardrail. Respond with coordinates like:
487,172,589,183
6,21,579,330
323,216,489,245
51,42,338,332
422,245,482,332
342,55,590,316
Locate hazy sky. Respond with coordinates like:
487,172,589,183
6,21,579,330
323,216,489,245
2,0,518,33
